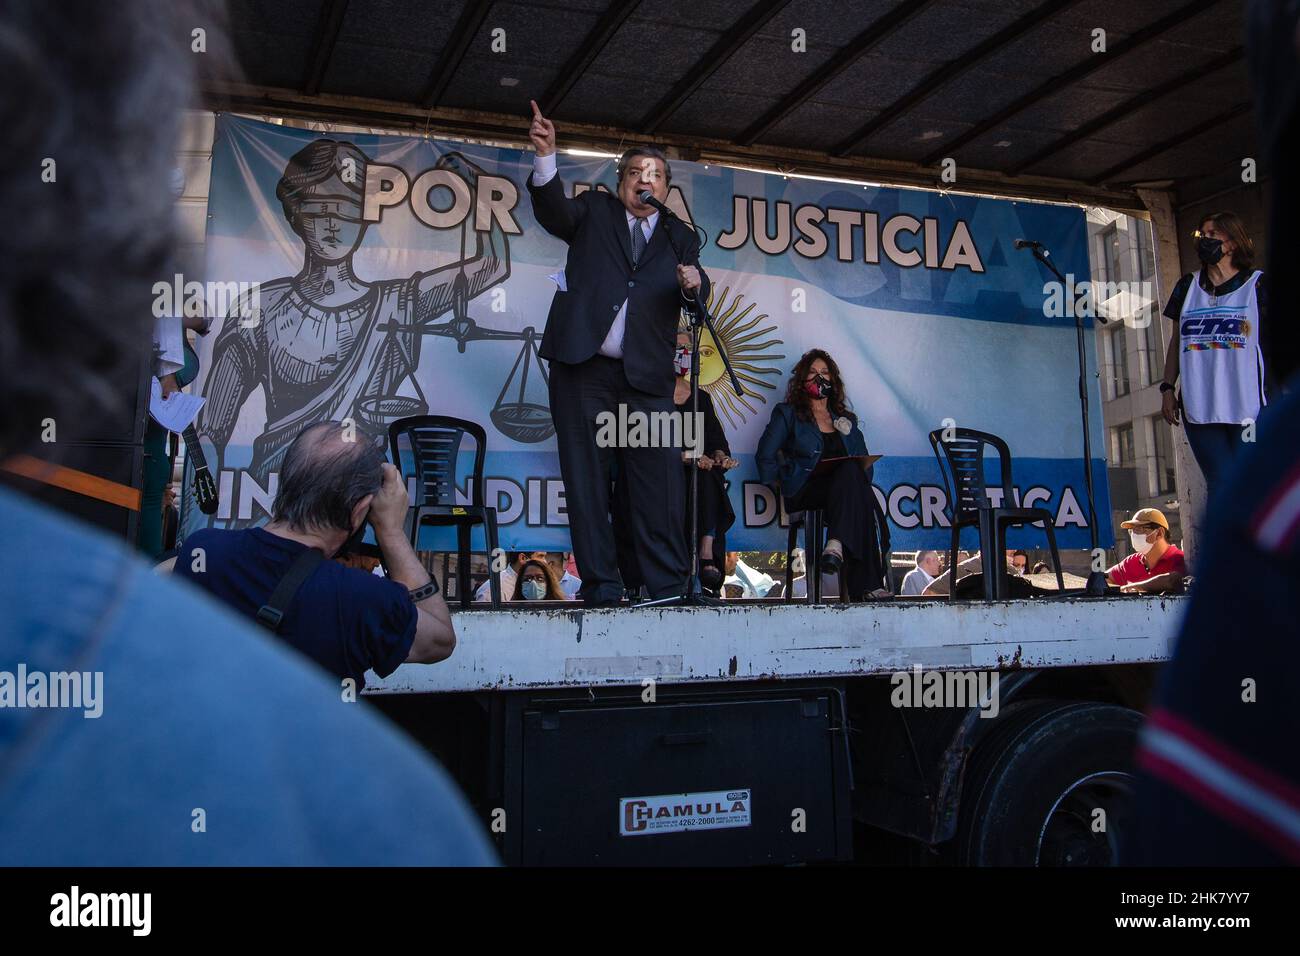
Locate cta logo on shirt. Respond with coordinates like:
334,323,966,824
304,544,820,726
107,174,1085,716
1182,308,1251,351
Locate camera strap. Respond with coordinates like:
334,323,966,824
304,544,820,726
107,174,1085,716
256,546,326,633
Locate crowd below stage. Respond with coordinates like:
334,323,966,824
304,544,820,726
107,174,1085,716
459,533,1183,605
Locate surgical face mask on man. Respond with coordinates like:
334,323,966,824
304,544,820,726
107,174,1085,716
1129,529,1156,556
674,346,691,377
521,579,546,601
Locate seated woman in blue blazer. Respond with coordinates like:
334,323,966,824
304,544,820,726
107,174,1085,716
757,349,890,600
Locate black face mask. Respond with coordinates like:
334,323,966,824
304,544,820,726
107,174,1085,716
1196,236,1225,265
804,374,834,400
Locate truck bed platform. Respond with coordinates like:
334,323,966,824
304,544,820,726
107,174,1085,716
366,595,1187,694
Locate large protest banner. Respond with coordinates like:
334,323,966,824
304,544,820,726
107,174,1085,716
182,114,1111,551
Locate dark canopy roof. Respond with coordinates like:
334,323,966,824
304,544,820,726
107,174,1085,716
210,0,1255,210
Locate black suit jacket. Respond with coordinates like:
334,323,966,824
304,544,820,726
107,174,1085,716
527,171,711,397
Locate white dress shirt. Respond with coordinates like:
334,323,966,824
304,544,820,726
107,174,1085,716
532,152,658,359
724,558,775,598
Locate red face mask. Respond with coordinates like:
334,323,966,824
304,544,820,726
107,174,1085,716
804,374,832,399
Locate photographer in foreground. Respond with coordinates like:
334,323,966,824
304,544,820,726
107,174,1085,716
176,421,455,689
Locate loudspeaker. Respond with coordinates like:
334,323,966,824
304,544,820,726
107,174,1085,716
508,684,853,866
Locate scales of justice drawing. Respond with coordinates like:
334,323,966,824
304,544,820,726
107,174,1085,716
195,137,785,527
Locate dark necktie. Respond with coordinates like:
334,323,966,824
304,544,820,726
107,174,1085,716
631,217,647,264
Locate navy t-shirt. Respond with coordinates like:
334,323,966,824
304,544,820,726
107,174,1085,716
175,527,417,689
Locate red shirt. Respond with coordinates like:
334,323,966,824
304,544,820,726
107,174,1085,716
1107,545,1187,587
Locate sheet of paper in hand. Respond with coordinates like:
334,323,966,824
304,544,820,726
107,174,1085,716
149,377,206,434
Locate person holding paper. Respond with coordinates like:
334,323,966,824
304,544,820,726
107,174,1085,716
757,349,891,601
138,313,210,559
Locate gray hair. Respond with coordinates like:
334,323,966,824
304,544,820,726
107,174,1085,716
0,0,231,457
272,423,387,533
617,145,672,185
915,550,938,568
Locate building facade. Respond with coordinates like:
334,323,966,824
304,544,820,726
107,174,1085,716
1088,209,1184,553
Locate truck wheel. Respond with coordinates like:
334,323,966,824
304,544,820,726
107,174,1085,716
955,702,1141,866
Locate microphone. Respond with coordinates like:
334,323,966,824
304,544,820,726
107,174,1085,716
1018,237,1106,324
637,190,675,218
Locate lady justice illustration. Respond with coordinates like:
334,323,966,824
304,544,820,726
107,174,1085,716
198,139,512,498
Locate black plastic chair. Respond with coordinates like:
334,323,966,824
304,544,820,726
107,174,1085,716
389,415,500,609
928,427,1064,601
783,508,848,605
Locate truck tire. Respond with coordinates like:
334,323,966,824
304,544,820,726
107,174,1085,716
954,701,1141,866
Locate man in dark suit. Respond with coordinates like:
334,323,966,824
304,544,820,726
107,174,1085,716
527,100,711,606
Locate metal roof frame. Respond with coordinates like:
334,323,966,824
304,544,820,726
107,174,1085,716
206,81,1153,213
208,0,1260,214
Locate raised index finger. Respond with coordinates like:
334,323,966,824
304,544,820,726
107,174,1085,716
530,99,543,120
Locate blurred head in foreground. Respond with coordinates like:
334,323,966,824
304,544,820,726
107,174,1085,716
0,0,229,458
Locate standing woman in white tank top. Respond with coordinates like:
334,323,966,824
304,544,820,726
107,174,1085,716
1160,211,1269,500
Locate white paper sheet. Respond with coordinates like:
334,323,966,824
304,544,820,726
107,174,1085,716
149,377,206,434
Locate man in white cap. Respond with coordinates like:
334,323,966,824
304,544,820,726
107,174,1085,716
1105,507,1187,592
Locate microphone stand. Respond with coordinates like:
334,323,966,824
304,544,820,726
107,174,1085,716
640,203,744,609
1023,242,1109,597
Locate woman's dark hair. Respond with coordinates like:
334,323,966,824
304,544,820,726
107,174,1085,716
1202,211,1255,272
512,558,564,601
784,349,852,422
